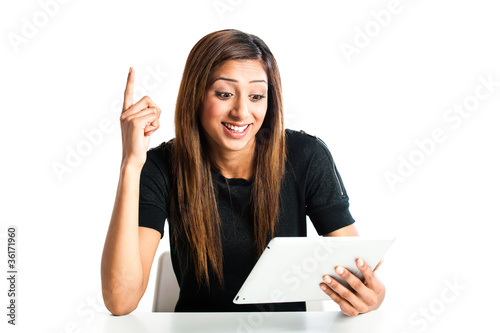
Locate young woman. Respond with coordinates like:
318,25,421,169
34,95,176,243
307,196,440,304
101,29,385,316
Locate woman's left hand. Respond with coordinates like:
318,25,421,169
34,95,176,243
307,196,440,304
319,258,385,317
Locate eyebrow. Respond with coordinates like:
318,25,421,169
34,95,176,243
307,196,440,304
213,77,267,84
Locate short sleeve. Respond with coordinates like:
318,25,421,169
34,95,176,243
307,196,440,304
305,137,355,235
138,146,170,239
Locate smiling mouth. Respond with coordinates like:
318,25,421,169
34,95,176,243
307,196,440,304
222,122,250,133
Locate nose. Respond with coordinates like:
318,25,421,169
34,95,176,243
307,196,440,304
229,94,249,120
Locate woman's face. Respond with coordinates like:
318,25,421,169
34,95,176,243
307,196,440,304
201,59,268,159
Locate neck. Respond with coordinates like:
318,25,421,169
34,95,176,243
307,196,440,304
209,143,256,180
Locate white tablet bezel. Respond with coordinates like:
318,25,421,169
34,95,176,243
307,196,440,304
233,236,394,304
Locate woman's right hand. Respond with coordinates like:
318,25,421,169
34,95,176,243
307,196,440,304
120,67,161,169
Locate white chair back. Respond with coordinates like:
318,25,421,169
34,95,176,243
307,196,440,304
152,251,180,312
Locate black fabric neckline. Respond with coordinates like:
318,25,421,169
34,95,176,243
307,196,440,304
211,168,254,186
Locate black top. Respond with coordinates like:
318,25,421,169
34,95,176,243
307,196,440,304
138,129,355,312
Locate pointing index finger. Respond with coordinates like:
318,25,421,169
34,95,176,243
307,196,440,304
123,67,135,113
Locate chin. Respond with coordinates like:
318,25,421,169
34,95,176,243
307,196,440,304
222,140,252,151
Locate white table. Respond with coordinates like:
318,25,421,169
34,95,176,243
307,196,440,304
82,310,389,332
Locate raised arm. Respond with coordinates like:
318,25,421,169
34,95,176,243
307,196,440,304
101,67,162,316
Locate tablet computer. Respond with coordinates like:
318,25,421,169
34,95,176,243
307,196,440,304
233,236,394,304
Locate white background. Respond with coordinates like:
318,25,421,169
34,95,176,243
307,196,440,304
1,0,499,332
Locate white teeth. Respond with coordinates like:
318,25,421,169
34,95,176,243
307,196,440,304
223,123,249,133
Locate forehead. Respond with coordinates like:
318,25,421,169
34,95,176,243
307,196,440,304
209,59,267,83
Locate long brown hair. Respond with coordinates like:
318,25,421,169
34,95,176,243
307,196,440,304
170,29,286,288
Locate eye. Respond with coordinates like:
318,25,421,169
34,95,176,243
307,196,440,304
215,91,232,99
250,94,266,102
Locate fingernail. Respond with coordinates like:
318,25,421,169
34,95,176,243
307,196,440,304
323,275,332,283
358,259,364,267
336,266,344,275
320,285,327,291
